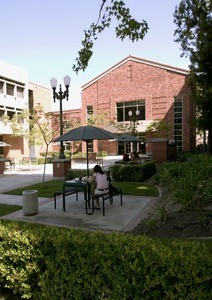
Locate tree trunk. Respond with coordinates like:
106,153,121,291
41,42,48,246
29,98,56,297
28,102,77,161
207,128,212,155
203,130,207,153
43,144,49,183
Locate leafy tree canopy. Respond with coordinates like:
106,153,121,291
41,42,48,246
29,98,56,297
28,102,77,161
174,0,212,154
73,0,148,73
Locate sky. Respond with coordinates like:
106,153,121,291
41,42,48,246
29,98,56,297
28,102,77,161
1,0,190,111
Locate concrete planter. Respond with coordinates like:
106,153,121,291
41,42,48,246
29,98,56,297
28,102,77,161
22,190,38,216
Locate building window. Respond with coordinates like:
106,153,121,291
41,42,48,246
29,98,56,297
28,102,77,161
174,96,183,151
17,112,24,124
6,83,14,96
87,140,93,152
0,109,5,120
64,142,70,151
117,100,145,122
17,86,24,98
7,110,15,120
87,105,93,123
0,81,3,93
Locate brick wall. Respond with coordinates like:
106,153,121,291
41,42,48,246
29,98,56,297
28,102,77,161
81,58,194,154
52,109,82,154
53,57,195,156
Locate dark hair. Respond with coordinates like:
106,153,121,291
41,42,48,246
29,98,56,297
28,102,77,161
133,151,139,158
123,153,130,161
93,165,104,174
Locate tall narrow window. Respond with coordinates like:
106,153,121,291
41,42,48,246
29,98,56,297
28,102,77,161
17,112,24,124
0,110,5,121
17,86,24,98
87,105,93,123
87,140,93,152
174,96,183,151
6,83,14,96
64,143,70,151
0,81,3,93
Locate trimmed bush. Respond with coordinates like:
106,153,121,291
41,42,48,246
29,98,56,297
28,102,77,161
154,154,212,208
36,157,52,164
0,222,42,299
111,161,156,182
0,221,211,299
66,169,87,179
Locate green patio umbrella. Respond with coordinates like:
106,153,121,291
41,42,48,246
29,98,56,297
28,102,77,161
54,126,122,177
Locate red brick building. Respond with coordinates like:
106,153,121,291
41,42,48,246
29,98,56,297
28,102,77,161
52,108,82,154
54,56,195,157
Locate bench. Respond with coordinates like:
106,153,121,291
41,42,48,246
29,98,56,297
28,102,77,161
72,157,103,166
19,157,30,164
5,157,15,170
19,157,37,165
54,184,85,211
93,187,123,216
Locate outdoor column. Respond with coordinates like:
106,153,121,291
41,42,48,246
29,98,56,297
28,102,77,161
146,138,169,164
52,159,71,178
0,160,5,174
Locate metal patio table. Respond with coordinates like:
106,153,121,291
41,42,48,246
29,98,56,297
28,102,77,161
64,180,94,215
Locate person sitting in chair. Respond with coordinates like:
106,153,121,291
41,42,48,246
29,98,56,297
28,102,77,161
129,151,141,164
122,153,130,162
89,165,109,210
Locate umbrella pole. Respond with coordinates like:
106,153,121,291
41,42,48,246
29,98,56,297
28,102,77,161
86,141,89,178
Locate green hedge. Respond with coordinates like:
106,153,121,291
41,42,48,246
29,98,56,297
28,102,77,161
110,161,156,182
36,157,52,164
0,221,211,299
153,154,212,208
66,169,88,179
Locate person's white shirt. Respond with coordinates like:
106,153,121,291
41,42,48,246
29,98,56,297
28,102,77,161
93,172,109,190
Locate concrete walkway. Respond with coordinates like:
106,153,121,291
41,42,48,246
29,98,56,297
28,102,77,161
0,158,159,233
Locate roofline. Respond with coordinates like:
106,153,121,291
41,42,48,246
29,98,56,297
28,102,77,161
28,81,51,90
82,55,190,90
52,108,82,114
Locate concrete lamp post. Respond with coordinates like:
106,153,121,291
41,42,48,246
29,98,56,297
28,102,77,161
50,75,71,159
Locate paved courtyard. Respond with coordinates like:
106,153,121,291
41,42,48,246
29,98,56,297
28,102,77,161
0,158,159,232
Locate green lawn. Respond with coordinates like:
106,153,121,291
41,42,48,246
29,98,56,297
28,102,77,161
0,204,22,216
3,180,159,198
1,180,158,217
3,180,64,198
113,182,159,197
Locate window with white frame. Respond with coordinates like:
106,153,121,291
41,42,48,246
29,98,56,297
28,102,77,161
6,83,14,96
116,100,145,122
64,142,70,151
174,96,183,151
0,81,3,93
86,105,93,123
0,109,5,121
87,140,93,152
7,110,15,120
17,86,24,98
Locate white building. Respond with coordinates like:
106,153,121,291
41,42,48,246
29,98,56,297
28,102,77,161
0,60,51,162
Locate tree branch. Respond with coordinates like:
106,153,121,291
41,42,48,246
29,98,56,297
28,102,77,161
73,0,148,73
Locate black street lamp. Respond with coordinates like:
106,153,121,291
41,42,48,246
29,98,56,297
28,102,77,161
50,75,71,159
